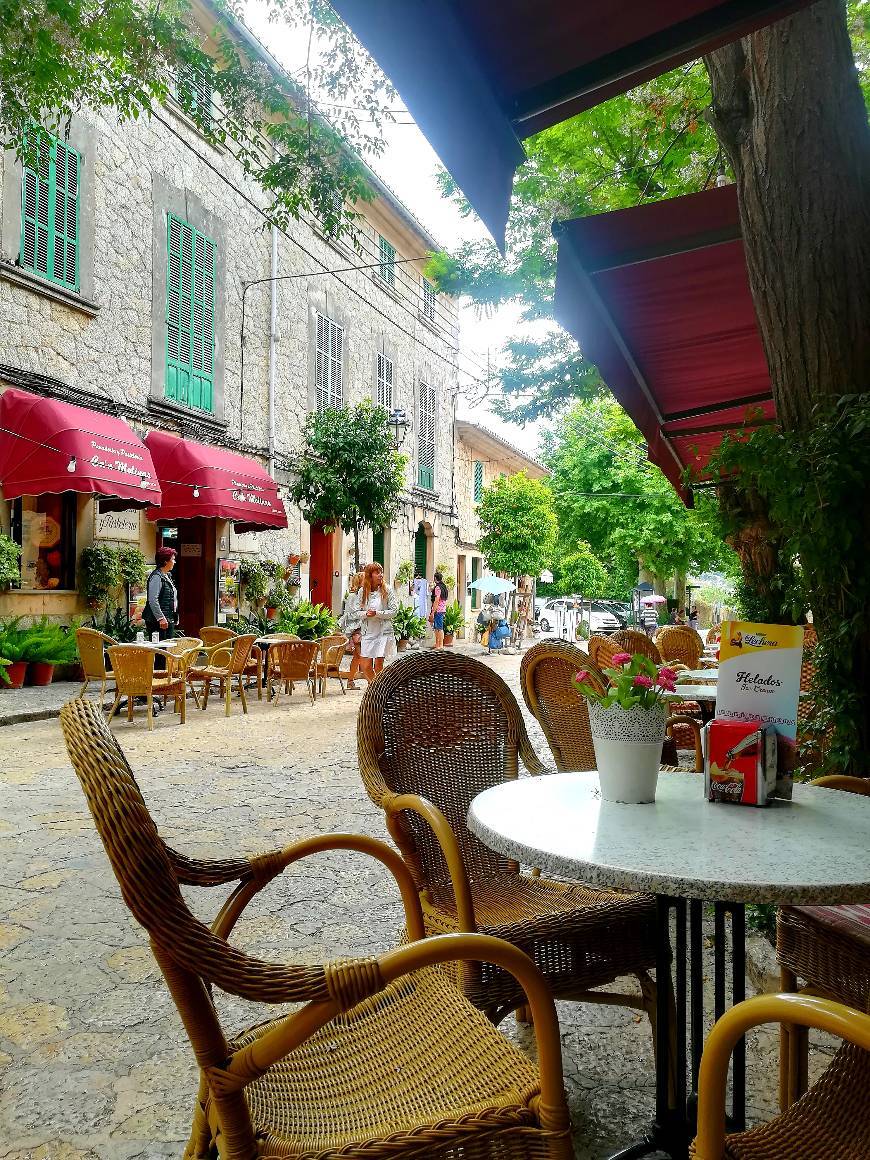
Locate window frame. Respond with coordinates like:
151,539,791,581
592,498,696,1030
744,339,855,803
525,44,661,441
315,310,345,411
473,459,484,503
377,234,396,287
421,276,437,323
19,129,80,292
164,212,216,414
417,380,436,491
376,351,394,411
10,492,77,591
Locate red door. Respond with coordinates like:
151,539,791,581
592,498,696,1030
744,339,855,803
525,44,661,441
159,520,208,633
308,523,335,611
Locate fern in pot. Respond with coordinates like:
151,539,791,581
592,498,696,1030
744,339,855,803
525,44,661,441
574,653,678,804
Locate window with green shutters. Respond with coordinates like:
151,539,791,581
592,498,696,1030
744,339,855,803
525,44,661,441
20,129,80,291
417,380,436,490
165,213,215,413
473,460,484,502
378,235,396,286
471,556,481,610
372,528,385,567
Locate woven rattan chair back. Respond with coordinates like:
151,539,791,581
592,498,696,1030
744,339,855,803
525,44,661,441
611,629,663,664
358,651,545,891
317,633,347,660
77,627,115,679
520,641,607,772
58,698,331,1156
199,626,236,648
801,624,818,692
271,639,318,680
587,634,620,669
226,634,256,675
108,645,155,697
657,625,703,668
171,635,203,652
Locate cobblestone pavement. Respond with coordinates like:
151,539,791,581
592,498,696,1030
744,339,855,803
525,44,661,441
0,650,834,1160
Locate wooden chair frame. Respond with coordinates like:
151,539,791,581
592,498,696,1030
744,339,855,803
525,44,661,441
315,634,349,696
59,699,574,1160
76,627,117,701
187,635,256,717
267,640,319,705
106,644,192,729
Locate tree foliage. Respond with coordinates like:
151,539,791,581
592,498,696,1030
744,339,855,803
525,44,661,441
551,540,609,599
541,400,735,594
287,403,406,570
0,0,395,238
476,473,556,580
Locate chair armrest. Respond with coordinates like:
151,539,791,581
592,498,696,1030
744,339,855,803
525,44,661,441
694,994,870,1159
210,832,425,943
239,932,569,1139
168,847,253,886
384,792,477,933
666,714,703,772
809,774,870,795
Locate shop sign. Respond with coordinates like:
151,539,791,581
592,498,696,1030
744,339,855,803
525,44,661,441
179,543,202,557
229,525,262,554
94,507,140,543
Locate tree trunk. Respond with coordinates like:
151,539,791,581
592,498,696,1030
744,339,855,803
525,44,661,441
707,2,870,765
352,516,360,574
705,0,870,430
673,569,687,612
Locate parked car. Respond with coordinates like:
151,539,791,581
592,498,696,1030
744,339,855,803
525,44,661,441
595,600,631,628
537,597,621,635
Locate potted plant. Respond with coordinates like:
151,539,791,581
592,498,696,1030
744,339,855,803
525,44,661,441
442,600,465,646
239,559,268,613
574,652,678,804
20,615,79,685
394,559,414,590
276,600,337,639
393,604,427,651
0,617,30,687
79,544,121,611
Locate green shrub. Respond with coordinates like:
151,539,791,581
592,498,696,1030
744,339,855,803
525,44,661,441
394,604,427,641
275,600,337,639
116,545,147,590
0,532,21,590
394,559,414,586
443,600,465,634
0,616,78,664
79,544,121,608
92,606,138,643
238,559,268,608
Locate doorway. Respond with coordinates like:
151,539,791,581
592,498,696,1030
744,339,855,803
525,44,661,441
309,523,336,610
158,519,214,634
414,522,430,580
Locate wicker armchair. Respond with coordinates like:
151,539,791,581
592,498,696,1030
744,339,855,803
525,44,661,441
76,627,116,700
692,993,870,1158
59,698,574,1160
587,633,620,669
657,625,704,669
315,633,349,696
200,626,264,700
611,628,663,664
520,641,703,773
187,635,256,717
776,774,870,1109
358,650,660,1035
107,644,191,728
268,639,319,704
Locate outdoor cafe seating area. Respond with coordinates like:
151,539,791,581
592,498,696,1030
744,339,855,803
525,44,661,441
57,641,870,1160
75,625,351,729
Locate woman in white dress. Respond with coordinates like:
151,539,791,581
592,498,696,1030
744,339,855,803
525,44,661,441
358,562,398,682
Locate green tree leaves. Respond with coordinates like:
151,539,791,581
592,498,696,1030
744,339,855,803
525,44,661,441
476,472,556,580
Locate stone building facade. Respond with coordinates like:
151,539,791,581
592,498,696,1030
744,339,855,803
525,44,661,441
452,420,547,625
0,1,459,627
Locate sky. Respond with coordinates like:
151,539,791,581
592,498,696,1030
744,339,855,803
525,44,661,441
241,4,545,459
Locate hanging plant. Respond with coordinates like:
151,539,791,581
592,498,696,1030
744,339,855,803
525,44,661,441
238,559,268,608
79,545,121,609
394,559,414,586
116,545,147,590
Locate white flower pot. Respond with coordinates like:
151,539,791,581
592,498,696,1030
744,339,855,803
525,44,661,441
587,700,667,804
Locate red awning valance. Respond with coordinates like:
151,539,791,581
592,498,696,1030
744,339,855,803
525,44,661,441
331,0,812,247
553,184,775,499
145,431,287,532
0,387,161,506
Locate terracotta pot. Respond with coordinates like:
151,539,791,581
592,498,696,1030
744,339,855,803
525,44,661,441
443,633,455,647
4,661,27,689
396,638,408,652
27,662,55,687
266,607,277,621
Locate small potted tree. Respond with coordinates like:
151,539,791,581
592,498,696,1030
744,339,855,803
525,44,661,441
442,600,465,647
393,605,427,651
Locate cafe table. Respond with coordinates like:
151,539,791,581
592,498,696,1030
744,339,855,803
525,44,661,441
676,669,718,681
468,770,870,1160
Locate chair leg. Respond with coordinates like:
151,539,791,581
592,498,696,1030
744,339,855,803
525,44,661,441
188,681,201,710
224,676,231,717
127,695,134,722
256,657,263,700
179,687,186,725
78,677,89,699
106,692,122,722
238,675,248,715
779,965,808,1110
202,679,211,710
147,694,154,731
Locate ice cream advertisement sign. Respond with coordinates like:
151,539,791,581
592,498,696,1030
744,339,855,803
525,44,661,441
717,621,804,748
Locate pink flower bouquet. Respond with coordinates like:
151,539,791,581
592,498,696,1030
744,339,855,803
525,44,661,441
573,653,679,711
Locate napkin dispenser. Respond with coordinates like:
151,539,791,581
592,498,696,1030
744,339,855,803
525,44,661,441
704,718,777,806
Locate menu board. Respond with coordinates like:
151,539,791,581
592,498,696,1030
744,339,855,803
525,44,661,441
216,558,240,624
128,582,147,626
717,621,804,765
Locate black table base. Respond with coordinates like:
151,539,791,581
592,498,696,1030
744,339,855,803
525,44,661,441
608,895,747,1160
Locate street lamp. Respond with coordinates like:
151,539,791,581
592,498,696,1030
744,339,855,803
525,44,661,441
388,407,409,450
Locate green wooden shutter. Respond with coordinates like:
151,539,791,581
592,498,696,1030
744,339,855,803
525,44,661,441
417,381,436,489
166,213,215,412
378,235,396,286
414,525,428,577
471,556,481,610
372,528,385,567
20,130,79,290
473,460,484,502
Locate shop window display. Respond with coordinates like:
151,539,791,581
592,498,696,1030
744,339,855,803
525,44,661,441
11,493,77,590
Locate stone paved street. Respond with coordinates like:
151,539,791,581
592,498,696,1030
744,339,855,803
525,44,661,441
0,651,834,1159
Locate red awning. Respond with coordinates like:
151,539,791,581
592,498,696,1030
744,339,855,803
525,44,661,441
145,431,287,532
331,0,812,247
553,184,775,500
0,387,161,506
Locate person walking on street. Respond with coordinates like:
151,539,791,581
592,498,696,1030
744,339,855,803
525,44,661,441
641,602,659,638
358,562,398,682
429,570,448,649
688,607,700,631
143,547,178,640
339,571,364,690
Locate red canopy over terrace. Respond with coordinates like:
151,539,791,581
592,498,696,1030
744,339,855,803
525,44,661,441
552,184,775,500
0,387,161,507
144,431,287,533
331,0,812,247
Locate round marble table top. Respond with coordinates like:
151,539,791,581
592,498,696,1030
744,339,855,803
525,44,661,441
670,683,717,701
678,668,719,680
467,771,870,905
